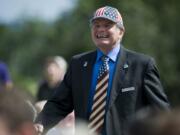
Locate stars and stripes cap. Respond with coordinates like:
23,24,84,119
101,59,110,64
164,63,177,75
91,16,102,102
90,6,124,29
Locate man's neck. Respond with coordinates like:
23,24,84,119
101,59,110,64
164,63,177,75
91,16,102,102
99,41,120,55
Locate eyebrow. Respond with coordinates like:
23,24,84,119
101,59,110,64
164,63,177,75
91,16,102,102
92,21,114,25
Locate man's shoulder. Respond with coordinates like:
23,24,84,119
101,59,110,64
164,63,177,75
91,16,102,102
72,50,96,60
123,47,153,62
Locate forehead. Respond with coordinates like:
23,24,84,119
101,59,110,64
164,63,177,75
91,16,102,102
92,18,116,25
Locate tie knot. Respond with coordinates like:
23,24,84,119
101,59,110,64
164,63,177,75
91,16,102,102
101,56,109,63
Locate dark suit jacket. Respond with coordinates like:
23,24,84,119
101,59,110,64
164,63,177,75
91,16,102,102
37,46,169,135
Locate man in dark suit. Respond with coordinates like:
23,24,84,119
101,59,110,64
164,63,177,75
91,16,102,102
35,6,169,135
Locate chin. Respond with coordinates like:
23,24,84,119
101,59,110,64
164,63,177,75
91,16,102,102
96,41,110,46
96,42,110,47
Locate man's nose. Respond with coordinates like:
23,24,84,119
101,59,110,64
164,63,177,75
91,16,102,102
97,26,106,31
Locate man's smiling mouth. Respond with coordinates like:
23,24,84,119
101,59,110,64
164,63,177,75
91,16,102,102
96,33,109,38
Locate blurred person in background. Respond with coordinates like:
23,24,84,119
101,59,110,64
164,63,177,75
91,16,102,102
36,56,67,102
0,90,37,135
35,56,68,112
35,56,74,135
35,6,169,135
0,61,13,90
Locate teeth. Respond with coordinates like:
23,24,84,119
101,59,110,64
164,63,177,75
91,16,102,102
97,34,108,38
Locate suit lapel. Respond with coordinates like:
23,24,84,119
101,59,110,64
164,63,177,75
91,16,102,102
108,46,129,110
81,51,97,116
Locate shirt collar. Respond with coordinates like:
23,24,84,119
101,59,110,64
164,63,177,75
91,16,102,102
96,43,120,62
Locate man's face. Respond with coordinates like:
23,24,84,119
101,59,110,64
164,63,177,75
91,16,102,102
91,18,124,53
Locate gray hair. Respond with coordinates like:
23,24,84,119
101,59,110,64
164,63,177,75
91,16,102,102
54,56,68,73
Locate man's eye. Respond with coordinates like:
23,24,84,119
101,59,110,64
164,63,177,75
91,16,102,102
93,25,100,28
105,24,110,27
105,23,112,28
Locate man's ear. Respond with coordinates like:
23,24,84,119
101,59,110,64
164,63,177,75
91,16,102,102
120,28,125,35
18,122,37,135
118,28,125,40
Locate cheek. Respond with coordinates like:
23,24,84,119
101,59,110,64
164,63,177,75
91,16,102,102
115,34,121,40
91,31,97,43
91,31,94,38
91,29,96,36
113,30,122,40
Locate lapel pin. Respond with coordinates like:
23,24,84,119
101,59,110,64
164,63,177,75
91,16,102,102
123,63,129,69
83,61,88,67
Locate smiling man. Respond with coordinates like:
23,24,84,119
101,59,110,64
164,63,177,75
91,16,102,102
35,6,170,135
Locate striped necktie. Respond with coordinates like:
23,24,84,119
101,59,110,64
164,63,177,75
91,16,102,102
88,56,109,134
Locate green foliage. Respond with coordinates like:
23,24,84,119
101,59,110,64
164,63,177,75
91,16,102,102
0,0,180,106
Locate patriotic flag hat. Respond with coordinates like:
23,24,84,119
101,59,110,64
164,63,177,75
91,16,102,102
90,6,124,29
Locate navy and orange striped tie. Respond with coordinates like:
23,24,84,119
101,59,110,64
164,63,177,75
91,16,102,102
88,56,109,134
